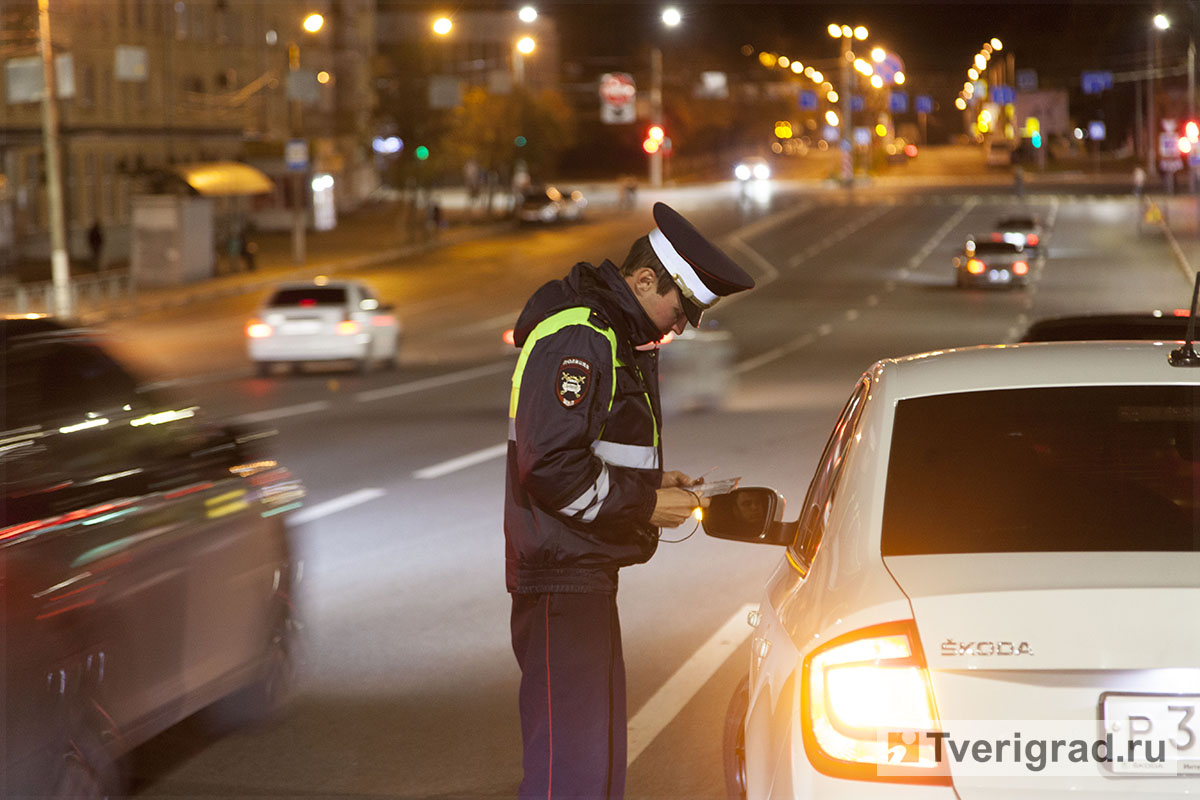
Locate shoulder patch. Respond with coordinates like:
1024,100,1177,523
556,357,593,408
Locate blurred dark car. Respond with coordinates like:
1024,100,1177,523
1,317,304,796
952,238,1030,289
1021,311,1191,342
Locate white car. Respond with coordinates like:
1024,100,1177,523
706,340,1200,799
246,278,401,375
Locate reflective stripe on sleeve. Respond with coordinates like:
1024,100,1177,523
558,463,611,522
591,439,660,470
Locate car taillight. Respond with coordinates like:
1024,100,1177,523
502,328,516,346
1013,260,1029,275
337,320,361,335
1025,233,1038,246
990,233,1002,242
966,259,985,274
801,620,949,784
246,321,272,338
370,314,397,327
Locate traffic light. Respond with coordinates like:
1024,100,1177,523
1179,135,1193,155
1031,131,1042,149
643,125,665,154
1187,121,1200,142
415,145,430,161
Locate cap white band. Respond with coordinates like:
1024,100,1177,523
648,227,719,308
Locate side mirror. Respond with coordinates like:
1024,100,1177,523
702,487,792,546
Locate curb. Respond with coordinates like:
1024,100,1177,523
81,220,514,324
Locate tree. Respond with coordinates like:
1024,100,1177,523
445,86,576,182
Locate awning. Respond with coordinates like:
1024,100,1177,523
172,161,274,197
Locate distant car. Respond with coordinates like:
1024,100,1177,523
992,214,1043,256
517,185,585,224
952,238,1030,288
884,138,915,164
1,317,303,796
246,278,401,375
706,339,1200,800
1021,311,1191,342
735,157,771,181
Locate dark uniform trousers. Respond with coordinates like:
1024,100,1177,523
511,592,627,799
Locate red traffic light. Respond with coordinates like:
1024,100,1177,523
643,138,661,154
647,125,665,142
1187,121,1200,142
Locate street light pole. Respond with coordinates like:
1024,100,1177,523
37,0,70,317
650,46,663,187
288,41,306,265
840,35,852,184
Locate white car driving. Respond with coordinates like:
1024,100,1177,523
707,339,1200,799
246,278,401,375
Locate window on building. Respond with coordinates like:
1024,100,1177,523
78,63,95,108
174,1,188,40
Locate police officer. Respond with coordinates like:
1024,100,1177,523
505,202,755,798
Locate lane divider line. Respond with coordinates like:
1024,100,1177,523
356,361,512,403
627,602,757,766
232,401,331,426
414,442,508,480
290,488,385,525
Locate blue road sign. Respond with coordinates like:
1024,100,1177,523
851,94,864,112
799,89,818,110
1017,69,1038,92
915,95,933,114
990,85,1015,105
889,91,908,114
1088,120,1106,141
1081,70,1113,94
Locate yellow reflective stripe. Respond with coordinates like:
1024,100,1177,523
510,307,618,418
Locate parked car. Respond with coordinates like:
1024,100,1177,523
246,278,402,375
1022,311,1191,342
1,317,304,796
991,214,1043,257
952,238,1030,288
706,339,1200,799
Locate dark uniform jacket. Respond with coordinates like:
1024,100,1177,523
505,260,665,594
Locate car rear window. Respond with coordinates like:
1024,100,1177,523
268,287,347,306
997,218,1035,228
972,242,1021,254
881,386,1200,555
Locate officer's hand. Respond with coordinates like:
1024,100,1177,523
650,487,709,528
660,470,698,489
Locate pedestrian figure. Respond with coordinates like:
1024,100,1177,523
240,222,258,272
504,202,756,799
619,176,638,210
1133,165,1147,199
87,220,104,271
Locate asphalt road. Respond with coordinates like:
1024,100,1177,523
115,179,1194,799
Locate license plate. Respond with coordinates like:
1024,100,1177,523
1103,693,1200,775
281,320,322,335
987,269,1011,283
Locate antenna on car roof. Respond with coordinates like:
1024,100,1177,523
1168,272,1200,367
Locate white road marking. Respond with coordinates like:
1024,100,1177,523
355,361,512,403
627,603,757,765
231,401,331,426
290,488,385,525
414,442,508,479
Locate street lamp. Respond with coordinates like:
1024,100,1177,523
518,5,537,23
829,22,867,184
649,7,681,187
288,12,325,264
513,36,536,86
432,16,452,36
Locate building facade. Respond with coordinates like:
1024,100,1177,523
0,0,377,266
